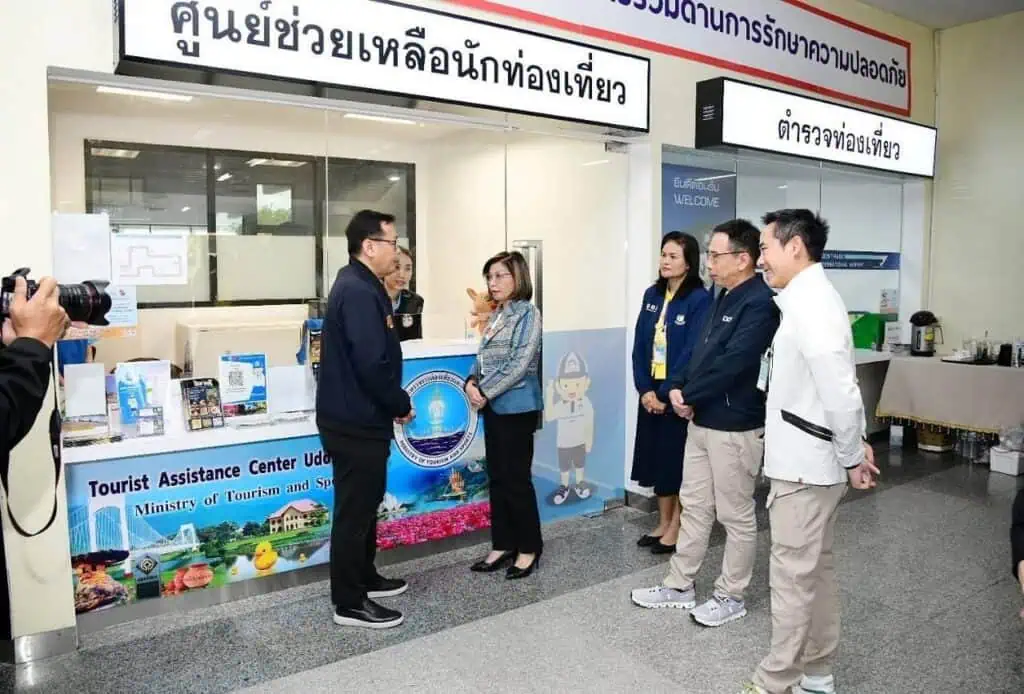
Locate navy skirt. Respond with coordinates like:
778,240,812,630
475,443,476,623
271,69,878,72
630,384,689,497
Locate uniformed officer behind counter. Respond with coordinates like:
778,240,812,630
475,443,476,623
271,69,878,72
316,210,415,630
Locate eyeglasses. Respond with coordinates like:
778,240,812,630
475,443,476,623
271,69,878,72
706,250,744,262
486,271,512,283
368,237,398,249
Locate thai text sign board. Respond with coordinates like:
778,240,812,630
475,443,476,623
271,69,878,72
695,78,936,178
440,0,913,116
118,0,651,131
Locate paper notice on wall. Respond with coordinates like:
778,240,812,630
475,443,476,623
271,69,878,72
112,233,189,285
52,213,112,283
880,288,899,315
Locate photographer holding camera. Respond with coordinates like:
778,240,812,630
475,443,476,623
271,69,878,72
0,275,67,639
0,276,67,446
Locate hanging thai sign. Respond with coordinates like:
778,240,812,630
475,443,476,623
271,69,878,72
440,0,912,116
695,78,936,177
117,0,651,131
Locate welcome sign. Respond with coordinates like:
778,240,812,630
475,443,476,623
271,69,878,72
442,0,913,116
117,0,651,131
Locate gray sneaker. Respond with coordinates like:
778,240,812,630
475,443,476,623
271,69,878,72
690,593,747,627
797,674,836,694
630,585,697,609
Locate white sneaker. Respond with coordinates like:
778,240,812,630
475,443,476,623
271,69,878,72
630,584,697,609
690,593,747,627
797,674,836,694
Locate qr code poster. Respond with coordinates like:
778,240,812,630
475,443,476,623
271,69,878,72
217,353,268,418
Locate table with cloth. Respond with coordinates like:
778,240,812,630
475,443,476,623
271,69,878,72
877,357,1024,435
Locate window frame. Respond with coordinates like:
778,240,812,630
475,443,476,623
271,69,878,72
84,139,417,309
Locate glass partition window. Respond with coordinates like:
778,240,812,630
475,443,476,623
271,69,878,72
85,140,414,308
86,144,210,304
325,159,414,294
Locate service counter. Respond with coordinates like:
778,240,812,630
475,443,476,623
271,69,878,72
64,339,488,632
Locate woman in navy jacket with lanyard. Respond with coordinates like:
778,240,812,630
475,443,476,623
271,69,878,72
631,232,711,554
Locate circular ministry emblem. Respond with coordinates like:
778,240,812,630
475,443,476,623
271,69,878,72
395,370,478,469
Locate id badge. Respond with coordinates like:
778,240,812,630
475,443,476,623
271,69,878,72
756,352,770,392
652,340,667,367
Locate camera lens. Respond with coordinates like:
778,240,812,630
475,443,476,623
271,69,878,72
59,281,113,326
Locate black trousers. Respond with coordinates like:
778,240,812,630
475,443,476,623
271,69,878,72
326,434,389,608
483,409,543,554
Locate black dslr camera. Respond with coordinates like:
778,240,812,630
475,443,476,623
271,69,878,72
1,268,113,326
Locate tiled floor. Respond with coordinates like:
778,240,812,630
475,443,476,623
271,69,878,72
4,448,1022,693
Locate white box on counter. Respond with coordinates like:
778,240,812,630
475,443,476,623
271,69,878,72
989,447,1024,476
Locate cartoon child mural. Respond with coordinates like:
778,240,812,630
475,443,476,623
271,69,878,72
545,350,596,505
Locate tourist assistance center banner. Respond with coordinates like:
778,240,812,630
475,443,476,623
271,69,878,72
66,354,488,615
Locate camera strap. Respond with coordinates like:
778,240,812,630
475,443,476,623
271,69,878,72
0,361,63,539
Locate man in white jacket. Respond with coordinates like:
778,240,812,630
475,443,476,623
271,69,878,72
740,210,879,694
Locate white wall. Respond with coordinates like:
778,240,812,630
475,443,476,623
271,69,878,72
0,0,116,646
930,11,1024,349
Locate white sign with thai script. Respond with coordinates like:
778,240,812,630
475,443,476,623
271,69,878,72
119,0,651,131
441,0,912,116
718,80,935,177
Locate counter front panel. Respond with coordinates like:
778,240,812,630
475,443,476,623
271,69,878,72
66,350,488,618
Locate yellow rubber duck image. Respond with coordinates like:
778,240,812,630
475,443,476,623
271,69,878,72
253,541,279,572
230,565,239,576
299,553,307,563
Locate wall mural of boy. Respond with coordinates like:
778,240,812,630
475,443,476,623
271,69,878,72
544,350,595,505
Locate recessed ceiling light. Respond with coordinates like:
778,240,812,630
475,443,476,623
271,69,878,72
388,175,401,182
343,113,417,126
217,173,233,182
777,184,788,190
96,86,194,102
246,158,308,168
181,206,191,212
91,148,140,159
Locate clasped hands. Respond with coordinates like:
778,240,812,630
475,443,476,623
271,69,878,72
395,407,416,425
668,389,694,420
464,381,487,410
641,389,693,419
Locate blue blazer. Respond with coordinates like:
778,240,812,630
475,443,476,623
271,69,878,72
631,284,712,403
469,300,543,415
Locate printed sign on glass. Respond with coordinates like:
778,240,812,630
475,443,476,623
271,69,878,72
119,0,651,131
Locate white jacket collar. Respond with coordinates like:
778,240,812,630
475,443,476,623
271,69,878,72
773,263,826,313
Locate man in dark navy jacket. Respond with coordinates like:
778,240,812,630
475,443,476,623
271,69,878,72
317,209,415,630
631,219,779,629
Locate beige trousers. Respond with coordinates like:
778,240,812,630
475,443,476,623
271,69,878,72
753,479,848,694
663,423,763,601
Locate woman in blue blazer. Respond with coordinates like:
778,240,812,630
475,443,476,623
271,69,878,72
630,232,711,554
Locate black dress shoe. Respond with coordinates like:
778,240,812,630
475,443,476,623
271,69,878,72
367,576,408,598
470,551,514,573
506,552,541,580
333,598,403,629
637,534,663,548
651,540,676,555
